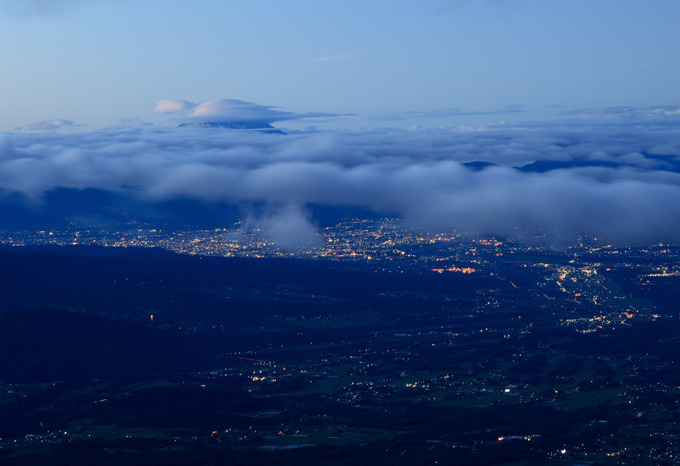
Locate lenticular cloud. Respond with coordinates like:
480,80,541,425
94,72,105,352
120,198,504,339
1,123,679,245
154,98,351,127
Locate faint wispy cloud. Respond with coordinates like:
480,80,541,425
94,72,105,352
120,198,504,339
310,54,353,63
436,0,520,14
154,100,196,115
551,106,680,126
20,119,86,131
373,106,526,121
559,106,680,117
0,0,116,17
1,0,76,16
310,51,373,63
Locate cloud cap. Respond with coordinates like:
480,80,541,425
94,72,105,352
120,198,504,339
155,98,351,127
154,100,195,115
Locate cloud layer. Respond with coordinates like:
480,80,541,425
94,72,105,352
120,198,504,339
0,0,105,16
22,119,78,131
155,99,349,126
1,121,680,246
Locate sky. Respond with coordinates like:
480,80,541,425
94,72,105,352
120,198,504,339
1,0,680,247
1,0,679,131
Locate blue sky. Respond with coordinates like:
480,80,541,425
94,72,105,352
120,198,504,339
1,0,679,131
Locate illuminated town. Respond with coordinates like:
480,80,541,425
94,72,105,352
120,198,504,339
1,220,679,464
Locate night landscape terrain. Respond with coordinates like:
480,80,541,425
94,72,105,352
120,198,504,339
0,224,678,465
2,1,680,464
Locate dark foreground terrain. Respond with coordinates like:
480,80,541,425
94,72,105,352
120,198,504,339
0,240,679,465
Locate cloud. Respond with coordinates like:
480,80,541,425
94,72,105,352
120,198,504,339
1,0,67,15
0,135,20,161
1,117,680,246
437,0,520,14
24,119,82,131
373,106,526,121
311,54,353,63
242,204,321,251
188,99,296,124
552,106,680,127
156,98,353,127
1,0,121,16
105,117,153,130
311,51,372,63
154,100,195,115
0,0,106,16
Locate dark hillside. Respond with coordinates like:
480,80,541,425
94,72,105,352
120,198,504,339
0,308,214,383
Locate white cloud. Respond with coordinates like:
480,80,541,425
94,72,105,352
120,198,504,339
1,0,68,15
648,145,679,156
153,100,195,115
1,0,121,16
553,106,680,127
373,106,526,121
310,54,352,63
1,121,680,245
156,98,351,126
188,99,293,123
25,119,78,131
243,204,321,251
437,0,520,14
0,0,106,16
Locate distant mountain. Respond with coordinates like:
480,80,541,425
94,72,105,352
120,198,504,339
0,188,394,231
516,160,622,173
517,154,680,173
0,188,242,230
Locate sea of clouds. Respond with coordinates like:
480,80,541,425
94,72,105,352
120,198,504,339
2,116,680,248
